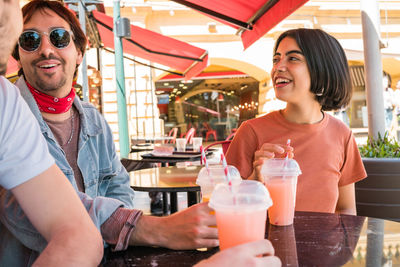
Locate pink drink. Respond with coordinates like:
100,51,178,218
209,180,272,251
216,209,267,250
265,177,297,226
261,158,301,226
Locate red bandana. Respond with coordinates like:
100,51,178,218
26,81,75,114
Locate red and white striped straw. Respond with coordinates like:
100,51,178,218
200,145,208,167
200,145,212,179
220,153,231,184
285,139,291,159
221,153,235,204
283,139,291,172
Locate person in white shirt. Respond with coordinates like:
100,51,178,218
382,74,394,130
0,0,103,265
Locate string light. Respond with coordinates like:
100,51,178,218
231,102,259,111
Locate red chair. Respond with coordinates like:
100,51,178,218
204,140,231,155
203,131,235,156
180,122,195,138
225,131,236,141
202,140,231,165
166,127,178,144
203,122,217,142
185,127,196,144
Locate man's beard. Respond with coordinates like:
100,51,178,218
30,55,68,92
33,73,68,92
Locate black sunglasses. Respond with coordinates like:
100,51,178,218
18,28,74,52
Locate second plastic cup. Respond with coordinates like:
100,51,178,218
209,180,272,250
196,165,241,202
175,138,187,152
192,137,203,152
261,158,301,226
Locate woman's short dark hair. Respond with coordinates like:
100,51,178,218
12,0,87,77
273,28,352,111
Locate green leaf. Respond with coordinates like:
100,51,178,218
358,131,400,158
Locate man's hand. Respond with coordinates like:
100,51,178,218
249,143,293,182
130,202,218,250
194,239,281,267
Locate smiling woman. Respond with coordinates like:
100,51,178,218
272,28,352,112
226,28,367,216
271,37,314,111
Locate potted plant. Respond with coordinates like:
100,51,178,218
356,132,400,222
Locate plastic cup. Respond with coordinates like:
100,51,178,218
196,165,241,203
192,137,203,152
261,158,301,226
175,138,187,152
209,180,272,250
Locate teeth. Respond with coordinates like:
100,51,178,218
276,78,290,84
40,64,57,68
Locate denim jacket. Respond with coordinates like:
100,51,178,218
0,77,135,265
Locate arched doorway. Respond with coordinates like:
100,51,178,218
154,59,269,140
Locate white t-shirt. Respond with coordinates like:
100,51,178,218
383,87,394,110
0,76,54,190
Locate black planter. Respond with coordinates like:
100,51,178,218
355,158,400,222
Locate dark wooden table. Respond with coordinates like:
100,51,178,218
130,166,202,214
126,150,213,167
104,211,400,266
130,145,199,153
131,136,174,145
130,143,154,153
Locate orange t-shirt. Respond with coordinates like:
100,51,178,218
226,110,367,213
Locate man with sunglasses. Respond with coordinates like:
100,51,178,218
0,0,220,258
0,0,103,266
0,1,282,266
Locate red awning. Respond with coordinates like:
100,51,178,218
92,10,208,80
159,70,248,81
171,0,309,50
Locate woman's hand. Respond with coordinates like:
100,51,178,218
249,143,293,182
